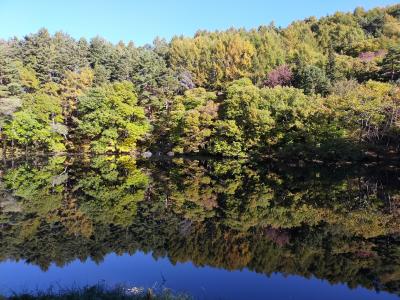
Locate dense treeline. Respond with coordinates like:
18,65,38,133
1,4,400,159
2,156,400,294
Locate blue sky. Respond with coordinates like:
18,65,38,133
0,0,398,45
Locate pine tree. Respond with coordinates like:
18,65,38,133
20,28,55,83
326,46,337,81
0,43,22,96
381,46,400,81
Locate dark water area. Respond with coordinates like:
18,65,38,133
1,155,400,299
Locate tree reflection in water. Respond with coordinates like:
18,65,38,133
1,155,400,295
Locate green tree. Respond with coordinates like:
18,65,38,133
220,78,274,155
169,88,218,154
19,66,40,92
326,80,400,156
295,65,331,95
77,81,149,153
381,46,400,81
0,44,22,96
4,90,66,152
19,28,55,83
51,32,89,82
130,47,178,118
210,120,245,157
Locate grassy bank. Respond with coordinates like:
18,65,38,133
0,285,191,300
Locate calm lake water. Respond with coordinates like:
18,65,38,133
1,155,400,299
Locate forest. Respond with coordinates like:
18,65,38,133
1,4,400,160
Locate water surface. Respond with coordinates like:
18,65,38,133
0,155,400,299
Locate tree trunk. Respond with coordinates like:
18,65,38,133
0,127,4,158
2,136,6,158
